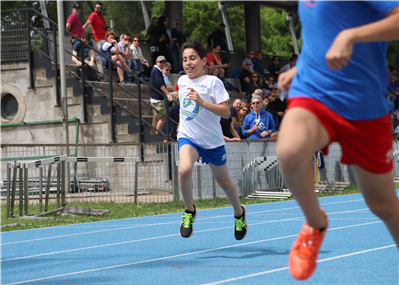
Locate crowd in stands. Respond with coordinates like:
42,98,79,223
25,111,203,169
66,2,399,141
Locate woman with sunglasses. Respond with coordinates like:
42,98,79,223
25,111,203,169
130,34,151,79
246,71,262,96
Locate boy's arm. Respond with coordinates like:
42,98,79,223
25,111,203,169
326,5,399,70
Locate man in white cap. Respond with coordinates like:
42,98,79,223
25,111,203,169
66,4,84,47
150,55,173,134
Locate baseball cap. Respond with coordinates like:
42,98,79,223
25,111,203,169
156,55,166,62
73,4,81,9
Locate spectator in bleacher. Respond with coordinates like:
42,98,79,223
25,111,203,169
72,31,104,81
237,105,249,139
388,73,399,94
230,99,241,136
266,90,279,124
147,17,160,66
274,88,287,128
242,51,255,73
242,95,276,140
241,99,248,109
281,57,295,73
118,33,135,84
162,93,180,141
239,61,252,93
245,88,263,105
99,31,132,83
130,34,151,80
264,74,276,91
207,23,228,65
150,55,173,134
66,4,84,48
391,67,398,80
246,72,263,96
267,56,282,79
262,96,270,110
162,62,177,97
82,2,108,51
291,53,298,65
253,50,268,80
206,44,229,77
171,19,187,73
395,47,399,72
220,114,241,141
157,16,174,67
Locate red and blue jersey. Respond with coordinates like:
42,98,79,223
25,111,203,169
289,1,399,120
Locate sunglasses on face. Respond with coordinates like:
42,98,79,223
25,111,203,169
252,76,258,78
159,61,166,64
95,6,102,9
175,23,181,25
164,69,171,72
133,40,140,42
124,38,131,41
252,102,261,104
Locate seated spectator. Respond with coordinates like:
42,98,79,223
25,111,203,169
236,105,249,139
230,98,241,125
162,93,180,141
242,50,255,73
99,31,132,83
246,72,263,96
267,56,282,79
280,57,295,73
388,74,399,94
242,95,276,140
130,34,151,80
162,62,177,97
274,89,287,128
245,88,263,104
206,44,229,77
262,97,269,110
241,99,249,109
118,33,135,83
239,61,252,93
266,90,279,124
72,31,104,81
264,74,276,91
253,50,268,79
220,115,241,141
391,67,399,80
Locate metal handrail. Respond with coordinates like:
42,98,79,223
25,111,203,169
1,8,177,142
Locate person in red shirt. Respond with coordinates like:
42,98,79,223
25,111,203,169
82,2,108,51
206,44,229,77
66,4,84,47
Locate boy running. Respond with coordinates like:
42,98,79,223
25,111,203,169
277,1,399,280
177,40,247,240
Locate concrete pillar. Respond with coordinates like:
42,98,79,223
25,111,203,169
244,2,262,52
164,1,184,31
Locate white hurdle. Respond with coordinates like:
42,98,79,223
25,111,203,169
6,156,140,218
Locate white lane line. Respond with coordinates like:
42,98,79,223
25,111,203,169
2,221,389,285
1,208,372,261
1,198,367,245
203,245,396,285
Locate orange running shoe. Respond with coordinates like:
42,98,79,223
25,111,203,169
289,209,328,280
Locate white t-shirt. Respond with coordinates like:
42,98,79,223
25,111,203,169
177,75,229,149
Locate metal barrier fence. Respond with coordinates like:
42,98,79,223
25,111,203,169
0,9,29,62
2,141,399,210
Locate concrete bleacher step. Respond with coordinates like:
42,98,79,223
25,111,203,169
314,181,351,193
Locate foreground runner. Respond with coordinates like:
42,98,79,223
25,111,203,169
277,1,399,280
177,40,247,240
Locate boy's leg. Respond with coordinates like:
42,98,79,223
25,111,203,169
277,107,330,228
352,166,399,247
208,163,242,216
178,144,199,212
277,107,331,280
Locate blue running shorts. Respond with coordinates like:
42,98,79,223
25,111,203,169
178,138,227,166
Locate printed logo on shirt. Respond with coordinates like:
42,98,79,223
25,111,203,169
255,118,266,131
304,1,316,8
180,90,203,121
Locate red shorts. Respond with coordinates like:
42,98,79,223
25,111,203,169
287,97,393,174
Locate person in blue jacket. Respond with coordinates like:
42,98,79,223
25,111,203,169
242,95,275,139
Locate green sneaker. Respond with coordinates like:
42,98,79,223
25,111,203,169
179,205,197,238
234,205,247,240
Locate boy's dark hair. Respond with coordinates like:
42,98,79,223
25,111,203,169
81,31,90,40
181,40,207,59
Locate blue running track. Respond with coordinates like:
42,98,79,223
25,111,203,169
1,192,398,284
